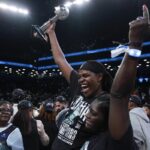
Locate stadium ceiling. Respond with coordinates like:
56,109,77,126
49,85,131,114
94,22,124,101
0,0,150,65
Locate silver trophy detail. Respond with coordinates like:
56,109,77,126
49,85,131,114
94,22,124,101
32,5,69,42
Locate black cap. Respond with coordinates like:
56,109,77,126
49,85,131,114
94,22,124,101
43,100,54,112
18,100,33,110
55,96,66,102
129,95,142,106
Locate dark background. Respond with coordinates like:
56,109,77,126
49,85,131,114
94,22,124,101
0,0,149,103
0,0,149,63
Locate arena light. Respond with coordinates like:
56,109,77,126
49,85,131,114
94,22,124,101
64,0,90,8
64,2,73,8
73,0,84,5
0,2,29,15
18,8,29,15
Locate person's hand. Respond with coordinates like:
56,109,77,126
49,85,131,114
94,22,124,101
129,5,150,47
45,21,56,35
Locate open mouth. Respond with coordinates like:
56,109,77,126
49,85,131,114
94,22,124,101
81,84,89,94
1,114,10,117
1,115,10,120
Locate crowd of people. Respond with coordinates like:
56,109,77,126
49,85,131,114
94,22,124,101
0,4,150,150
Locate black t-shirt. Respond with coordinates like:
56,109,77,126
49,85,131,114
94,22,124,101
35,117,58,150
52,70,101,150
81,125,138,150
23,119,40,150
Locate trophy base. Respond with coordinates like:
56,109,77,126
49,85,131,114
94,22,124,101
32,25,48,42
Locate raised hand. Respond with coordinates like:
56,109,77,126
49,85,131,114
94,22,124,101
129,5,150,46
143,4,149,23
45,21,56,35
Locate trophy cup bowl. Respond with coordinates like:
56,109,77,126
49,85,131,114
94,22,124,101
32,5,69,42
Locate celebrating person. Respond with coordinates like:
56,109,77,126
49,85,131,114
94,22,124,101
81,4,150,150
46,15,113,150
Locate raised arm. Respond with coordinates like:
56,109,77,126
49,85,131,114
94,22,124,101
109,5,150,140
36,120,49,146
46,23,73,83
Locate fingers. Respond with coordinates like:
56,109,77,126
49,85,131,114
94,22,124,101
129,5,150,28
129,20,140,28
45,22,56,34
48,21,56,30
130,18,143,24
129,18,148,29
52,22,56,29
143,4,150,23
136,16,143,20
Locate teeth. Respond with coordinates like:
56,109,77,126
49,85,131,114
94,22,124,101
81,85,86,87
81,85,87,88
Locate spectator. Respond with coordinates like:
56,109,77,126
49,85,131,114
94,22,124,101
80,94,137,150
12,100,49,150
11,88,26,103
127,7,150,148
128,95,143,110
128,94,150,150
0,100,24,150
54,96,68,114
36,99,58,150
143,103,150,118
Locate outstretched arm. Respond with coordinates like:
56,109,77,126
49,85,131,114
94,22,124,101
109,5,150,140
46,23,73,83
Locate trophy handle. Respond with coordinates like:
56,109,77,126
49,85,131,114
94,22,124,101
32,15,59,42
40,15,59,32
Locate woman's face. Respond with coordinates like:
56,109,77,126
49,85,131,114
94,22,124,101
78,69,102,98
85,101,104,131
28,108,33,118
0,104,13,124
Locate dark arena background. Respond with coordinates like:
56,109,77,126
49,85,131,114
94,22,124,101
0,0,149,105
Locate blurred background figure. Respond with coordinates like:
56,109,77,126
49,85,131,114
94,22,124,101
11,88,26,118
54,96,68,114
129,95,150,150
36,99,58,150
0,100,24,150
128,95,143,111
11,89,26,103
12,100,49,150
143,103,150,119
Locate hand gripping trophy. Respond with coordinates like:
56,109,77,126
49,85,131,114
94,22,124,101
32,5,69,42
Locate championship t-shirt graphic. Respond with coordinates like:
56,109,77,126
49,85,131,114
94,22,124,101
58,96,89,145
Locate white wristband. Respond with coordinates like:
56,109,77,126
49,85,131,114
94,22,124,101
111,45,128,58
125,48,141,58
